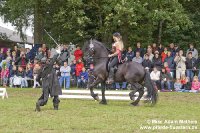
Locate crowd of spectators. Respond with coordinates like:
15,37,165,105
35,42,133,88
0,42,200,93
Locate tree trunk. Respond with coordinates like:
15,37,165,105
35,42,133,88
157,20,164,45
34,0,44,44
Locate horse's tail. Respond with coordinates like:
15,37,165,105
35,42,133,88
144,69,158,105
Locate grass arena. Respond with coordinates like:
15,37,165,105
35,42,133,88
0,88,199,133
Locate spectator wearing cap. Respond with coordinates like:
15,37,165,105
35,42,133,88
186,43,198,59
174,50,186,79
142,54,153,71
185,52,196,81
125,47,134,61
74,45,83,61
161,47,168,63
134,42,145,57
152,51,162,70
132,51,143,64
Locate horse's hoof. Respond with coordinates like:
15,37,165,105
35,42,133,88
99,100,107,105
130,102,139,106
92,94,99,101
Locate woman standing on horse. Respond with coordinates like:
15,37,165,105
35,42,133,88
106,32,124,84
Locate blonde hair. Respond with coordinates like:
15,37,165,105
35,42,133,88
193,76,198,82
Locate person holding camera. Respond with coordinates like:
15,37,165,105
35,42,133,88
15,51,28,69
174,50,186,79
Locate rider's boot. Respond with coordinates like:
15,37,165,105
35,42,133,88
106,68,115,84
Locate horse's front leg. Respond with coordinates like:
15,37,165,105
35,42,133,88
99,82,107,105
88,77,102,101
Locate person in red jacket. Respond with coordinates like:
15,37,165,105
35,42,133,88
74,45,83,61
75,59,84,78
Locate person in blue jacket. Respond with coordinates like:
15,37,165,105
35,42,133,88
77,67,88,88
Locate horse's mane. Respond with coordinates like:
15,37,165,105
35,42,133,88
92,39,111,53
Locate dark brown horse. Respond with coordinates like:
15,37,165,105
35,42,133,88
83,39,158,106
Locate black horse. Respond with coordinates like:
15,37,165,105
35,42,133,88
82,39,158,106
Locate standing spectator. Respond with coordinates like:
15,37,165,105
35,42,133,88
78,67,88,88
132,51,143,64
15,52,28,69
0,48,5,63
152,43,158,53
74,45,83,61
142,54,153,71
174,44,180,55
70,60,77,86
134,42,144,57
61,44,70,63
146,46,154,61
25,48,31,61
125,47,134,61
13,45,21,57
190,76,200,93
13,66,26,88
75,59,84,78
186,43,198,59
150,67,161,89
11,51,17,63
35,47,44,61
169,43,176,57
164,51,175,77
157,44,164,56
42,44,50,58
1,63,9,87
185,52,196,81
174,79,182,91
161,47,168,63
59,62,71,89
152,51,162,70
174,50,186,79
160,68,172,91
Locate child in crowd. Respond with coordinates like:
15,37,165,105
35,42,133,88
179,75,191,92
1,63,9,87
160,68,172,91
190,76,200,93
25,64,33,87
9,65,17,87
78,67,88,88
33,64,41,88
174,79,182,91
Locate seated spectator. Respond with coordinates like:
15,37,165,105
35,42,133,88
146,46,154,61
15,52,28,69
1,63,9,87
59,62,71,89
190,76,200,93
150,67,161,89
186,43,198,59
125,47,134,61
163,62,171,73
42,44,50,58
180,75,191,92
161,47,168,62
11,51,17,62
185,52,196,81
25,64,33,87
78,67,88,88
160,68,172,91
174,79,182,91
132,51,143,64
13,66,27,88
33,64,40,88
142,54,152,71
115,82,127,90
152,51,162,70
70,60,77,86
9,65,17,87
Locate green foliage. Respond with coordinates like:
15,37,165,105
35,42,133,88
0,0,198,49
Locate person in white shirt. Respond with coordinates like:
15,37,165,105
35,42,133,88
59,61,71,89
150,67,161,89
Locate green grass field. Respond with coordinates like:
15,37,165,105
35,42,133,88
0,88,200,133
